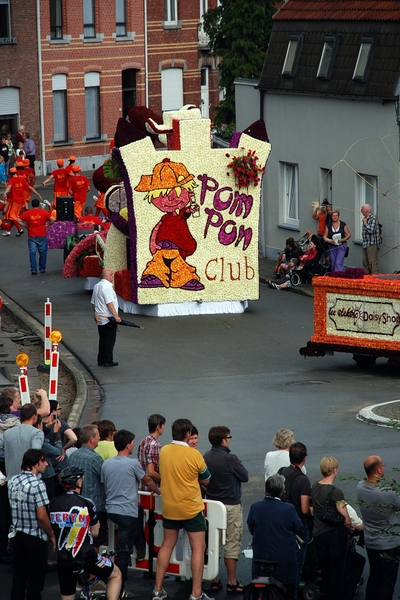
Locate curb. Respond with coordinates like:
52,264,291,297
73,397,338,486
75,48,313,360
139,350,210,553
357,400,400,427
258,277,314,298
0,289,87,428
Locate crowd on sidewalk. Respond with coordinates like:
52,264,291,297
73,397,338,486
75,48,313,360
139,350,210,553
0,389,399,600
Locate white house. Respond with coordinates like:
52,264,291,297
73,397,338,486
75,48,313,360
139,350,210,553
235,0,400,273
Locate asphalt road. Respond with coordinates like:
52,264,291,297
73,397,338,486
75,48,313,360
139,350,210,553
2,183,400,598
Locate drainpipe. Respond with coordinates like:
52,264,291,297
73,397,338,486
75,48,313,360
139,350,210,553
144,0,148,106
36,0,46,175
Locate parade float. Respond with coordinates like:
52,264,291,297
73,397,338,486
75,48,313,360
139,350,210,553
299,269,400,366
63,106,271,316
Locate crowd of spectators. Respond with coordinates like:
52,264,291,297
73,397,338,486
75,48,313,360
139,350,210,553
1,392,399,600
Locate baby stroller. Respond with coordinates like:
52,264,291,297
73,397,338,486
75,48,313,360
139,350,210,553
289,238,329,287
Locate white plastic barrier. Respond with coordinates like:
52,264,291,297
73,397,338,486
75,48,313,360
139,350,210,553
106,492,227,581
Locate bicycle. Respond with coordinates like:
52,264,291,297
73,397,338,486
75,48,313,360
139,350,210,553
73,547,131,600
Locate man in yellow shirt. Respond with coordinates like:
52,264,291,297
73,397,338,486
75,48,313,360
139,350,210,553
153,419,211,600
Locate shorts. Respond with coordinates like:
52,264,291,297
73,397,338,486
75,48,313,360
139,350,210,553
57,548,114,596
220,504,243,560
163,511,207,532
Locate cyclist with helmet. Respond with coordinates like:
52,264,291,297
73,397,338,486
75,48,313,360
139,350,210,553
49,465,122,600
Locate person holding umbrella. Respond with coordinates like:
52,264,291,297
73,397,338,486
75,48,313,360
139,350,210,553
91,268,122,367
91,268,145,367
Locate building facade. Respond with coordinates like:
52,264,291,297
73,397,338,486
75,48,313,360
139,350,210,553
235,0,400,273
0,0,220,174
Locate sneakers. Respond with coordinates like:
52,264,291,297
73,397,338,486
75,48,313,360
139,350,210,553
189,593,214,600
271,283,281,290
16,230,24,237
2,231,10,236
152,590,167,600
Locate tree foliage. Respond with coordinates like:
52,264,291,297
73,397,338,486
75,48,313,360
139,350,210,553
203,0,276,126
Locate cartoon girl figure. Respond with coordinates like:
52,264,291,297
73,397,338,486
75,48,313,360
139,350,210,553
135,158,204,291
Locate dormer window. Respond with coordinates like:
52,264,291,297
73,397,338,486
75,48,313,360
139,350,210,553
282,34,304,77
353,37,376,82
317,35,340,80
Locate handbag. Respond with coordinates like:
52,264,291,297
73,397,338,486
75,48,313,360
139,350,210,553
319,486,345,526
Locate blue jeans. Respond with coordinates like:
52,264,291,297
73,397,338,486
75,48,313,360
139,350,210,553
28,236,48,272
107,512,138,583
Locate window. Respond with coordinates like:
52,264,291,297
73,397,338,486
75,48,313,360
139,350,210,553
0,0,11,39
52,74,68,142
84,72,100,139
200,67,209,118
320,168,332,205
116,0,126,36
161,68,183,111
164,0,177,23
83,0,95,38
50,0,63,40
281,163,299,227
200,0,207,19
122,69,137,118
355,173,377,239
282,35,303,77
317,36,339,80
353,38,375,82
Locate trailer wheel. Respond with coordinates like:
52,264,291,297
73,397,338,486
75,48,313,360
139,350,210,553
352,354,376,367
303,583,320,600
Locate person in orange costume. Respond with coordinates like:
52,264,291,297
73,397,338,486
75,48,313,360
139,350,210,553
23,158,36,188
65,156,76,175
135,158,204,291
78,206,105,229
42,158,69,207
15,161,31,203
68,165,90,218
2,168,43,236
94,191,108,218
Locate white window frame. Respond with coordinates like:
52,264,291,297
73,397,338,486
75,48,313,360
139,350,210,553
282,35,303,77
84,72,101,140
355,173,377,240
161,68,183,111
164,0,178,23
353,39,374,82
200,0,207,19
52,74,68,143
116,0,127,37
83,0,95,38
0,0,11,39
317,36,339,80
281,162,299,228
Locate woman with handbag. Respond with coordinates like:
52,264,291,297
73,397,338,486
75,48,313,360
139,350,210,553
323,209,351,272
311,456,352,600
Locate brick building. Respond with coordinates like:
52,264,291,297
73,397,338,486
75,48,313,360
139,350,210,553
0,0,220,174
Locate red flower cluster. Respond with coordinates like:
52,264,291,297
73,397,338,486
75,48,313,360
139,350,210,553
226,149,265,190
114,270,132,301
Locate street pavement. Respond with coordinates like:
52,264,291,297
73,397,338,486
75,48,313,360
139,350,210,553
2,174,400,598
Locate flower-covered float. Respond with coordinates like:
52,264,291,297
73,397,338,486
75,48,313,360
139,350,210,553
91,106,271,317
300,269,400,366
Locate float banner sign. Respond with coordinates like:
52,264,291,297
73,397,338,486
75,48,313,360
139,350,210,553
326,293,400,340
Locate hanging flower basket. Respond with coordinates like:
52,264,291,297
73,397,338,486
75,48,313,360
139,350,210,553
226,148,265,189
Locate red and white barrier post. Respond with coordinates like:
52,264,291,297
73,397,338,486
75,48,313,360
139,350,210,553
16,352,31,405
48,330,62,401
44,298,52,365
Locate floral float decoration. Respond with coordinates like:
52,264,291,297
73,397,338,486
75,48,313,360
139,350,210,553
82,106,271,313
226,149,265,190
62,231,107,279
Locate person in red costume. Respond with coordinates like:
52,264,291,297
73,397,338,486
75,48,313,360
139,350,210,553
134,158,204,291
78,206,104,229
68,165,90,218
42,158,69,207
2,168,42,236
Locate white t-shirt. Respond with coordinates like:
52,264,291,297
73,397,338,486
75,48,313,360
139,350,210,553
91,279,118,325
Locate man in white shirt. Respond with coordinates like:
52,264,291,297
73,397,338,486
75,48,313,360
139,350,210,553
91,268,121,367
